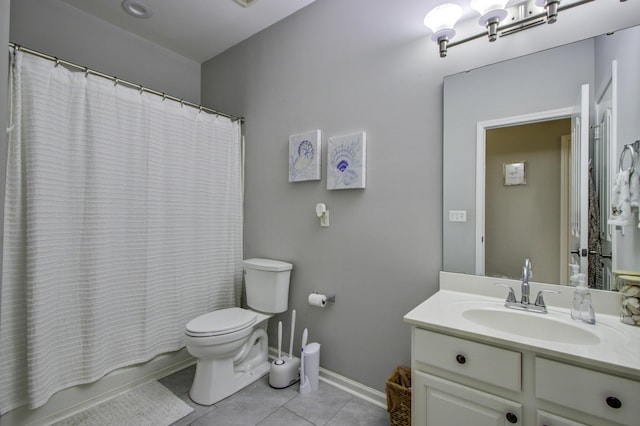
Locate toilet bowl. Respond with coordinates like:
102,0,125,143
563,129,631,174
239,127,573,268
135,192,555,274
184,258,292,405
185,307,271,405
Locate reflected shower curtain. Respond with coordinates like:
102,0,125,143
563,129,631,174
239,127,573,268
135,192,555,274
0,50,243,413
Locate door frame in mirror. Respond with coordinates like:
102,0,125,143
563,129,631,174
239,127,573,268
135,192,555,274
475,107,576,276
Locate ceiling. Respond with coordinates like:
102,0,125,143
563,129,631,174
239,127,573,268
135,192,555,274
54,0,611,65
58,0,319,63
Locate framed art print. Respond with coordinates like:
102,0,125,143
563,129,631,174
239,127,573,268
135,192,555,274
289,130,321,182
503,161,526,186
327,132,366,190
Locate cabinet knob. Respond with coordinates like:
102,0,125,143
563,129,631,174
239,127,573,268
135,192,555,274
606,396,622,409
505,412,518,423
455,354,466,364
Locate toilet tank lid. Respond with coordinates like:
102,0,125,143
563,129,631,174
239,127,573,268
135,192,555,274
243,258,292,272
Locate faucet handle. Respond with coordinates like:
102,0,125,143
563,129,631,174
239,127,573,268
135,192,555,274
534,289,561,308
495,283,517,303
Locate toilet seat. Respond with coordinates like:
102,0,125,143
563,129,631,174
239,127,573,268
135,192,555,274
185,307,257,337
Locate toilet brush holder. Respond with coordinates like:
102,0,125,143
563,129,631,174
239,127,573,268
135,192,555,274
301,342,320,393
269,357,300,389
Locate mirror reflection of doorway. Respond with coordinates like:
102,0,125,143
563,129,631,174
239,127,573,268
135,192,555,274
594,62,616,291
485,119,571,284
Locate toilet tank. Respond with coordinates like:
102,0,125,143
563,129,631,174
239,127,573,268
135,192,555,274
243,258,293,313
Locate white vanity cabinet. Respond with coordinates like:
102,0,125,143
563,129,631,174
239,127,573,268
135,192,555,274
405,275,640,426
411,326,640,426
412,328,523,425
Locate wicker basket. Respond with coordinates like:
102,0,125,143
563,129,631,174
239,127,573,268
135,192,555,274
385,366,411,426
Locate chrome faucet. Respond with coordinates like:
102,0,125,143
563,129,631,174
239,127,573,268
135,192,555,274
495,258,560,314
521,258,532,304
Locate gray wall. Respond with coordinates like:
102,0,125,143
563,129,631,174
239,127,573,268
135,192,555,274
200,0,640,392
594,27,640,273
443,40,596,275
202,0,444,390
9,0,201,103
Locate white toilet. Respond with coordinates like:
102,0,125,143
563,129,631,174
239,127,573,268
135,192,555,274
184,258,293,405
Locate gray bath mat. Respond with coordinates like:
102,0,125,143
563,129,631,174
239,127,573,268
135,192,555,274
54,381,193,426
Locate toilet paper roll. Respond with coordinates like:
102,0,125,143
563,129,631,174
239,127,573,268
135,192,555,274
308,293,327,308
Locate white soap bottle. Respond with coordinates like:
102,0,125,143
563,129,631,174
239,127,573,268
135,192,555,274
571,273,595,324
569,265,582,320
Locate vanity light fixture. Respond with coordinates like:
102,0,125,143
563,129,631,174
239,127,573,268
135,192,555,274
424,3,464,57
423,0,606,57
121,0,153,19
535,0,560,23
470,0,509,41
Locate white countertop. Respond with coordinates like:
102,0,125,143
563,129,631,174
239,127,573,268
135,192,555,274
404,272,640,379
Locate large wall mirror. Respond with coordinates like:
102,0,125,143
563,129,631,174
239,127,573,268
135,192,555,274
443,23,640,292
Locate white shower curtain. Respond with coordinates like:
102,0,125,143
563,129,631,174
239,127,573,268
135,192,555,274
0,50,243,413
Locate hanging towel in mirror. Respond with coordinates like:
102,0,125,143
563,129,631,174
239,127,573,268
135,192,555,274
609,169,633,227
632,170,640,228
630,170,640,208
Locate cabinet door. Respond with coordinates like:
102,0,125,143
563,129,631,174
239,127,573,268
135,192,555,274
538,410,589,426
413,370,522,426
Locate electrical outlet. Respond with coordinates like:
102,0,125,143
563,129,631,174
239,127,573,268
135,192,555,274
449,210,467,222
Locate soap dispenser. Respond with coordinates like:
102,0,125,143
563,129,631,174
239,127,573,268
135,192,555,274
571,273,596,324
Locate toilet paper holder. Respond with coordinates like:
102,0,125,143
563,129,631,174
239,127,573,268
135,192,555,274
312,291,335,303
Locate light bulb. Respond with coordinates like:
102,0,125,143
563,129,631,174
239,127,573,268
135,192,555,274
424,3,463,36
424,3,463,57
470,0,509,17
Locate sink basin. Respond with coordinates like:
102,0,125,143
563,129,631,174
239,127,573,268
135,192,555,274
461,308,601,345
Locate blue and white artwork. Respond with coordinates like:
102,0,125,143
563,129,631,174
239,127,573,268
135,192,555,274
327,132,366,190
289,130,321,182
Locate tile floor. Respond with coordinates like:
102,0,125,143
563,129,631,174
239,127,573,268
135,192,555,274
159,365,391,426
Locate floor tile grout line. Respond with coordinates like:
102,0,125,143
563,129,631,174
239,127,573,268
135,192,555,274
319,394,354,426
252,391,301,426
256,406,311,426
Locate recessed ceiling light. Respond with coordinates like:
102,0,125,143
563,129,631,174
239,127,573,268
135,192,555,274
121,0,153,18
233,0,259,7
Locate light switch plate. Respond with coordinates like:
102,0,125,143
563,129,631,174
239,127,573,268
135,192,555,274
449,210,467,222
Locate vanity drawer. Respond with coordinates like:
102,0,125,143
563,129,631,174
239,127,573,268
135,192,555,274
536,357,640,426
413,328,521,392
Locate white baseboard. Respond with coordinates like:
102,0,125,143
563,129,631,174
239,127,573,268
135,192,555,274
267,347,386,409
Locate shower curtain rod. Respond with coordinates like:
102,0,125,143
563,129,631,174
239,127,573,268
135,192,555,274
8,42,245,124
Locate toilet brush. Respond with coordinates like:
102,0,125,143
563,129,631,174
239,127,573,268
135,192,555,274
277,321,282,360
288,309,296,359
299,328,311,394
269,310,300,389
